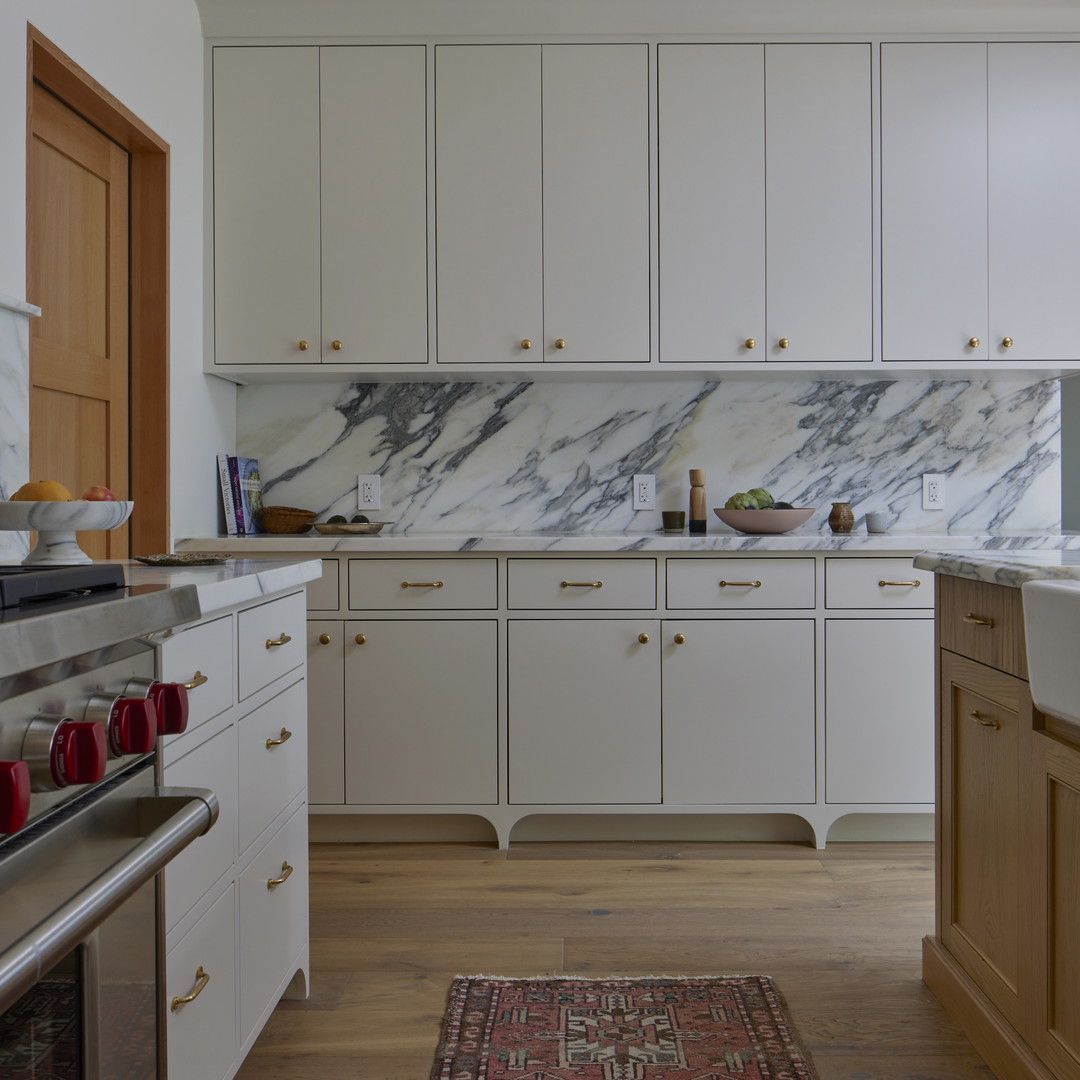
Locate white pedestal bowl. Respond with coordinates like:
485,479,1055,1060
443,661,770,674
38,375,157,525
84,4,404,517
0,501,134,565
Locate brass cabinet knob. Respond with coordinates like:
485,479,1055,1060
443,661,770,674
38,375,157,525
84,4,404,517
298,340,309,351
744,338,757,350
1001,337,1014,349
355,633,367,645
554,338,567,350
331,339,343,351
673,633,686,645
520,339,533,350
968,337,981,349
638,632,650,645
318,633,332,645
778,338,790,349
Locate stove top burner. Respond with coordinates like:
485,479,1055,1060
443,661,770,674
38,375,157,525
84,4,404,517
0,565,127,610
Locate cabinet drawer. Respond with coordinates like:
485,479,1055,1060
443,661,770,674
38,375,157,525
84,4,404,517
163,726,237,929
238,679,307,855
508,559,656,609
160,614,234,739
238,805,308,1040
666,558,815,609
306,559,340,611
166,885,237,1080
349,558,497,610
940,575,1028,679
237,591,306,700
825,558,934,609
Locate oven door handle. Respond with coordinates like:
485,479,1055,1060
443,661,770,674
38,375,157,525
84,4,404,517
0,786,218,1012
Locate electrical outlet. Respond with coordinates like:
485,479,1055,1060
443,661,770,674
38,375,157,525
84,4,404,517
922,473,946,510
358,474,381,512
632,474,656,511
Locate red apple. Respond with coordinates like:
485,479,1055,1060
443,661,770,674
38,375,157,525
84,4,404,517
80,485,118,501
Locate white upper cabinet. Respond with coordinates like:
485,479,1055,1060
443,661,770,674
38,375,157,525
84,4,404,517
213,46,428,368
882,42,1080,363
435,44,650,364
658,43,872,363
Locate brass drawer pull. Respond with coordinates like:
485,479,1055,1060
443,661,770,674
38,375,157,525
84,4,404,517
962,613,995,628
719,580,762,588
561,580,603,589
969,710,1000,729
401,581,443,589
267,861,294,890
265,632,292,649
879,580,921,587
171,966,210,1012
266,727,292,749
183,670,208,690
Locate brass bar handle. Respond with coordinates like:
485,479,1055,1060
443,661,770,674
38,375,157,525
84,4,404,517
561,580,603,589
962,613,995,628
171,966,210,1012
183,671,208,690
969,710,1000,729
267,861,294,890
265,633,292,649
879,580,921,587
400,581,444,589
266,727,292,749
719,580,762,588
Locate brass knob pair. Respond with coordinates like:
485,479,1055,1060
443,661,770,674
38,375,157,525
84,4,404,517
968,337,1014,349
297,340,342,351
519,339,567,350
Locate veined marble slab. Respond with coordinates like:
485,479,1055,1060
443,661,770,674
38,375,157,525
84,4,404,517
914,549,1080,588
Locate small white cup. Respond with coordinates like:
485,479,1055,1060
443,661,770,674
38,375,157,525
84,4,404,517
864,511,888,534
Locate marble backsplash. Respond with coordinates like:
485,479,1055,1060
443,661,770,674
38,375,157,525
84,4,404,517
0,301,31,562
236,377,1062,535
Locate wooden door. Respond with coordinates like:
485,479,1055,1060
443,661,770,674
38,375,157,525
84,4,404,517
28,82,129,559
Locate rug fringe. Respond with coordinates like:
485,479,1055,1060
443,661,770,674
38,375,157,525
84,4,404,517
451,972,777,981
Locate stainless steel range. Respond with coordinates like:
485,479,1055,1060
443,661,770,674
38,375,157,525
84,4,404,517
0,563,217,1080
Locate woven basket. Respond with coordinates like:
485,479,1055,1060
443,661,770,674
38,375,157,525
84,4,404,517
260,505,317,534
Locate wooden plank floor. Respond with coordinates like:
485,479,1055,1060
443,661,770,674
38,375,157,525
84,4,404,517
235,840,996,1080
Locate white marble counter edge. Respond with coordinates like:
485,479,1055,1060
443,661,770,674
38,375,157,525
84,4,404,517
0,292,41,317
176,531,1080,554
914,550,1080,589
122,556,322,618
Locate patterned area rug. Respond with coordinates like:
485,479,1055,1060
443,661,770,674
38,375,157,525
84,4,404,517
431,975,819,1080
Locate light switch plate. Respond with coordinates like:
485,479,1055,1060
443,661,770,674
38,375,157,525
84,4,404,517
358,474,381,512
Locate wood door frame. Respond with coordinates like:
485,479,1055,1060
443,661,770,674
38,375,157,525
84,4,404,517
27,25,170,555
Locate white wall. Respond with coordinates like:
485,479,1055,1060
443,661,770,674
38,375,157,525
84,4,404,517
0,0,235,545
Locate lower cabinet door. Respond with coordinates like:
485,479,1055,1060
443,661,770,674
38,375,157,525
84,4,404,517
307,619,345,804
239,804,308,1041
166,885,237,1080
344,620,497,804
825,619,934,803
508,619,661,804
662,619,815,804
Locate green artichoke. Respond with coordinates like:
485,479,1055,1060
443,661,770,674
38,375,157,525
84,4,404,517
725,492,760,510
747,487,774,508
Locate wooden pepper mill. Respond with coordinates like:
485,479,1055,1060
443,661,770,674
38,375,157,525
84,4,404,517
689,469,707,534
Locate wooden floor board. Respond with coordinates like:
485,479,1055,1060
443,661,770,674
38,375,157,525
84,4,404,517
234,839,996,1080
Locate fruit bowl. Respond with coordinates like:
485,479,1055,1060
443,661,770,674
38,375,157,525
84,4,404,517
712,507,815,535
0,501,134,564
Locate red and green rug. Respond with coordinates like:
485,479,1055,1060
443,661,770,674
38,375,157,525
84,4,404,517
431,974,818,1080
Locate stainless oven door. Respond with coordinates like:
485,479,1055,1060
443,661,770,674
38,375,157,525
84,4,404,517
0,763,218,1079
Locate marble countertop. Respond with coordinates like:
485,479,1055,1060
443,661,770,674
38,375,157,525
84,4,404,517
913,549,1080,588
176,529,1080,554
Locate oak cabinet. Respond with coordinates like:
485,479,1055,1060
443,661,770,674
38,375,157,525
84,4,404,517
434,43,650,365
882,42,1080,363
657,43,872,363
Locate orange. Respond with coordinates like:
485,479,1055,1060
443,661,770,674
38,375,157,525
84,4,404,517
11,480,74,501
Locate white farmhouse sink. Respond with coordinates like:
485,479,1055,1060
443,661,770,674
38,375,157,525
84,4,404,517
1022,578,1080,724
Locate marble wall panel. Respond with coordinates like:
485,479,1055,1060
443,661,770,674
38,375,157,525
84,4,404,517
0,304,30,561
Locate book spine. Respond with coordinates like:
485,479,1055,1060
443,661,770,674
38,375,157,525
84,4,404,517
217,454,238,536
228,456,246,534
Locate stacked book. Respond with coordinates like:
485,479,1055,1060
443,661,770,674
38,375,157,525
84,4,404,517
217,454,264,535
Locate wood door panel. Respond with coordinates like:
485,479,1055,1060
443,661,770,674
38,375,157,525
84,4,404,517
1048,773,1080,1065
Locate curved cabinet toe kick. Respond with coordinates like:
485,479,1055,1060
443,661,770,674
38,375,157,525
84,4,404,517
303,553,935,849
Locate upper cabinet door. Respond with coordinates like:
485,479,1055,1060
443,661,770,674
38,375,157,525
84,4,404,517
320,47,428,365
881,44,989,362
213,47,321,365
542,45,651,364
435,46,544,365
989,44,1080,363
658,44,765,363
764,43,873,362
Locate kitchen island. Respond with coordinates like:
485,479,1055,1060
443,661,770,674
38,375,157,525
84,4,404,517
913,548,1080,1080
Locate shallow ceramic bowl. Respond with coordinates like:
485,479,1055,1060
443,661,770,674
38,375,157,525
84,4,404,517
712,507,815,534
313,522,390,535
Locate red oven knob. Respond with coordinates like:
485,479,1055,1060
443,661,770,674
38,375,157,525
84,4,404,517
51,721,107,786
125,678,190,736
85,694,158,757
0,762,31,833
